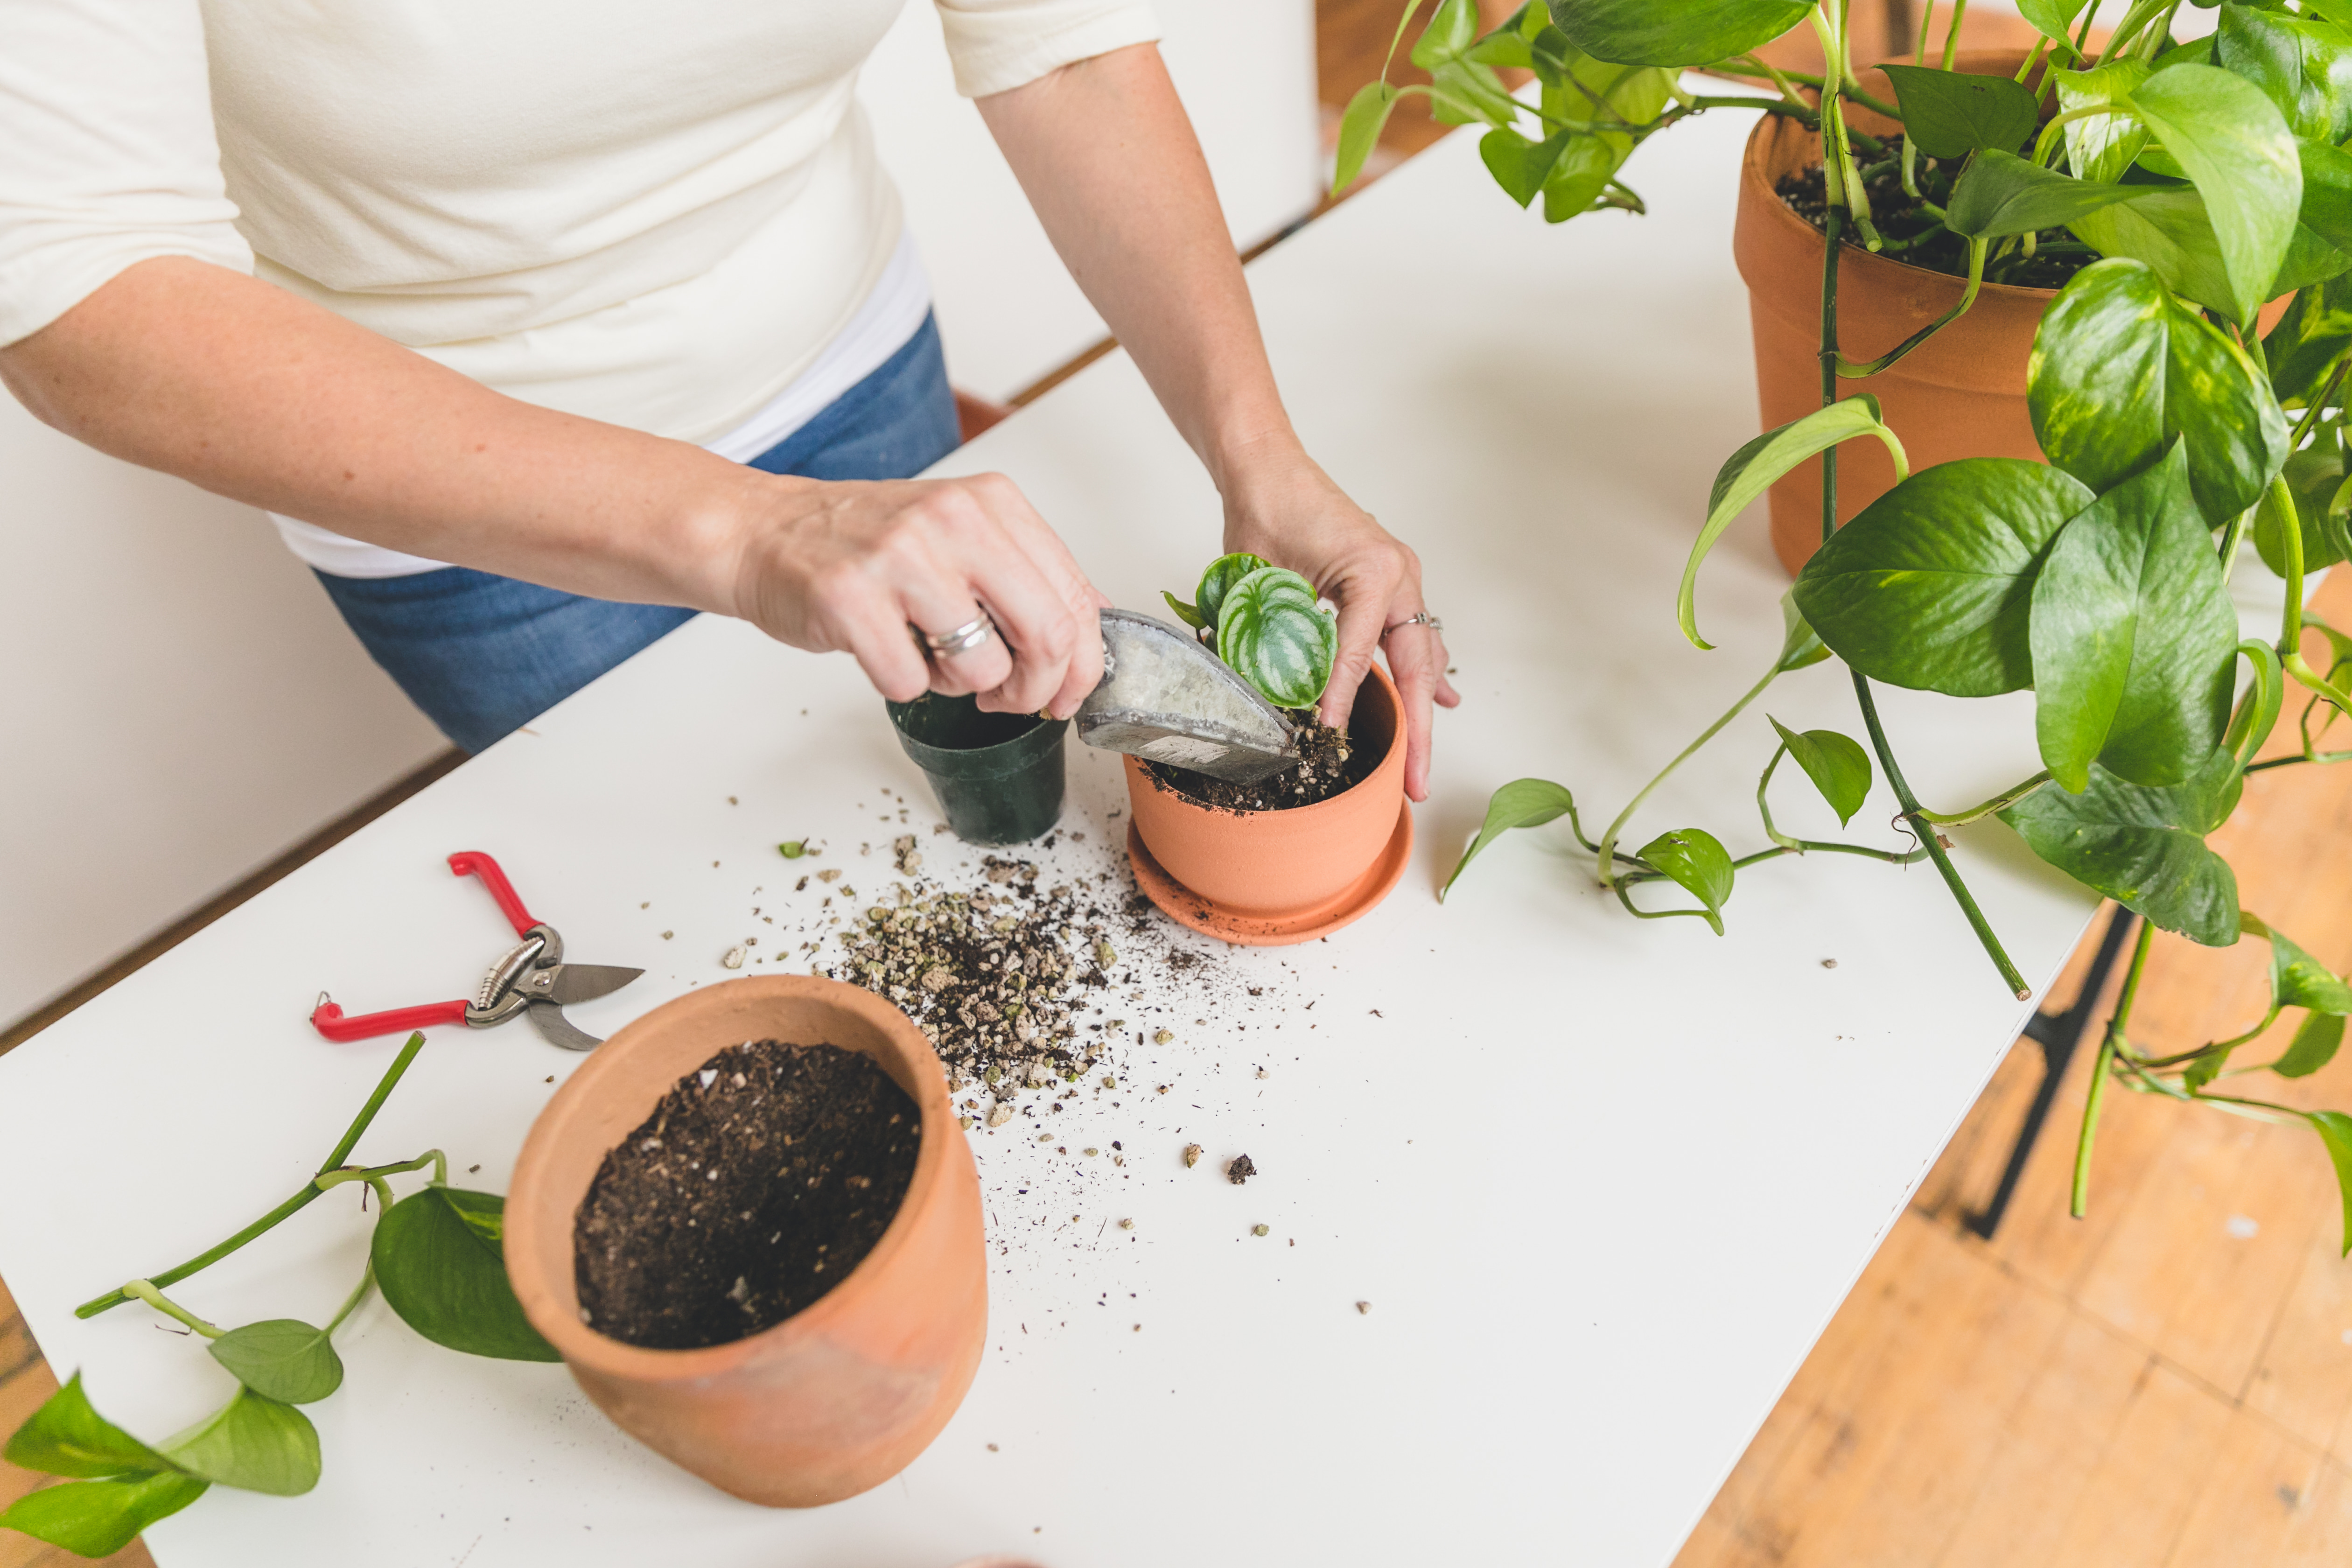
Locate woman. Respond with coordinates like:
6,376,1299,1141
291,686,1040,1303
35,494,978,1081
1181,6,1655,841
0,0,1458,797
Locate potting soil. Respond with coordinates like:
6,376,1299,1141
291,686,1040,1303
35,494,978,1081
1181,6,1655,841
573,1039,918,1349
1144,714,1371,812
1777,146,2097,292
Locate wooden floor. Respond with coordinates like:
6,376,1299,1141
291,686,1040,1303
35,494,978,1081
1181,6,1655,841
7,8,2352,1566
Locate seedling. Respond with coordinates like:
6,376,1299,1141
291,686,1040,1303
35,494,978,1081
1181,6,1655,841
0,1035,556,1556
1163,552,1340,710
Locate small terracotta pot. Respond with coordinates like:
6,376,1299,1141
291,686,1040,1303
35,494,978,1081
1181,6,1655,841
1737,55,2292,576
504,975,987,1507
1123,662,1406,919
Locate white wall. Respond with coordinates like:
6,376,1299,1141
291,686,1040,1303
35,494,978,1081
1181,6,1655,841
865,0,1321,401
0,0,1320,1029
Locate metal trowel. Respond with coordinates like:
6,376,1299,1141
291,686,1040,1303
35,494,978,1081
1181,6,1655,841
1073,608,1301,784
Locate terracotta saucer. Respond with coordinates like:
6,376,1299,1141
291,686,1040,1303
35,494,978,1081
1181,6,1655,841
1125,802,1414,947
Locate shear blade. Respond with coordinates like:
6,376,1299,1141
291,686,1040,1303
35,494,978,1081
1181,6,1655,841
546,963,643,1005
526,1002,602,1052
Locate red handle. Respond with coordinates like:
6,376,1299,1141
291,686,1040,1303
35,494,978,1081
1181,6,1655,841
312,998,468,1043
448,851,537,937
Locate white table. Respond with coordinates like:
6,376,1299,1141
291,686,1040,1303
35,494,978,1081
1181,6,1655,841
0,102,2093,1568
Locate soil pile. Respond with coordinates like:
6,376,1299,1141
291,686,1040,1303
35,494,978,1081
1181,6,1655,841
574,1040,918,1349
1777,146,2096,292
1146,715,1372,811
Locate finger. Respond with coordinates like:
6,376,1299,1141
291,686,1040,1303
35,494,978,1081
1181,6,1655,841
1382,621,1446,803
830,576,935,705
969,477,1107,718
901,589,1015,700
1317,587,1389,732
933,493,1078,716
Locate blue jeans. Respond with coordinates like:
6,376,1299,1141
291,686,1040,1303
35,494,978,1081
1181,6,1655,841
317,313,960,753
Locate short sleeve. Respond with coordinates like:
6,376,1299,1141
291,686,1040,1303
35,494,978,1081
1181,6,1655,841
932,0,1162,99
0,0,253,347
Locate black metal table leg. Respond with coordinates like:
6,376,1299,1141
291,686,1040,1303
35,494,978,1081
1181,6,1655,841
1963,905,2141,1240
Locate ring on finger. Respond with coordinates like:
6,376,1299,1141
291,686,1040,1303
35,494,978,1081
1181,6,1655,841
1383,611,1443,636
911,610,997,658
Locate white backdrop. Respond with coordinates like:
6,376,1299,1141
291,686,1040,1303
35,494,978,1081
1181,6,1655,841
0,0,1320,1028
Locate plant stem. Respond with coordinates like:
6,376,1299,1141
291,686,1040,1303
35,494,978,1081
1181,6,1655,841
325,1265,374,1335
1940,0,1970,69
1917,770,2056,826
1838,236,1987,377
1596,659,1783,889
2073,916,2154,1216
123,1280,223,1339
75,1032,427,1319
315,1148,448,1192
2278,471,2308,658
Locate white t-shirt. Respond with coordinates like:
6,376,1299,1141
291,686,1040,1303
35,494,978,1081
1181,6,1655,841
0,0,1159,565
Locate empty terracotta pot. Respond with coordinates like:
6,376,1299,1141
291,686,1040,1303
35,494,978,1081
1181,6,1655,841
504,975,986,1507
1736,53,2292,576
1123,661,1406,921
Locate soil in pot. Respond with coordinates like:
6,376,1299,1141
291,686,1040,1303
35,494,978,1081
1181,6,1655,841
1775,139,2099,293
1143,716,1375,811
574,1039,920,1351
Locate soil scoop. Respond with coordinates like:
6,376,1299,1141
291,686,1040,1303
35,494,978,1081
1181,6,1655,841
1073,608,1300,785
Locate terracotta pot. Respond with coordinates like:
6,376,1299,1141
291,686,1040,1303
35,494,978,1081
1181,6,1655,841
504,975,987,1507
1122,662,1406,920
1734,54,2290,576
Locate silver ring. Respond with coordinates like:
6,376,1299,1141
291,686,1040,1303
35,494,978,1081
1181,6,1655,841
911,611,996,658
1385,611,1443,636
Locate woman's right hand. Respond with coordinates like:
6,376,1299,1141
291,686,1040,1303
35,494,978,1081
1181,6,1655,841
723,469,1108,720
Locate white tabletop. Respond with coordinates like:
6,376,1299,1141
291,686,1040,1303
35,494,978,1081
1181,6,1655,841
0,102,2094,1568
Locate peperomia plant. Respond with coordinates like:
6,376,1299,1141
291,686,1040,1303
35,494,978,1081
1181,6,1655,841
1352,0,2352,1243
1164,551,1341,709
0,1034,557,1557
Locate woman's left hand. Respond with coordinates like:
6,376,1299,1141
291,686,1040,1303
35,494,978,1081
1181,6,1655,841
1221,440,1461,802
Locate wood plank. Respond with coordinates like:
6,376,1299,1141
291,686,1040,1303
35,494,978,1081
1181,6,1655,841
2245,1157,2352,1461
2162,1406,2333,1567
0,1270,154,1568
2042,1351,2235,1567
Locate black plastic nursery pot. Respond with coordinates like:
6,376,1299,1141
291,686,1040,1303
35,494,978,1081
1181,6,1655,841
885,693,1067,846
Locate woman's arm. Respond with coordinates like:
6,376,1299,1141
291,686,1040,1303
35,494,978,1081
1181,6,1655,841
0,257,1103,716
976,42,1461,799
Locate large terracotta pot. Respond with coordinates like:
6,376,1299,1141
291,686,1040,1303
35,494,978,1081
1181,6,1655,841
1122,661,1407,924
1736,54,2291,576
504,975,986,1507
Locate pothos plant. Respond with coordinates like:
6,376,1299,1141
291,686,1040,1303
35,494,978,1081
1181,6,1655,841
1344,0,2352,1244
1163,551,1342,709
0,1035,556,1557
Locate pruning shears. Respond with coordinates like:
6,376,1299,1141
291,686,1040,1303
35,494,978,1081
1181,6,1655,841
309,852,642,1052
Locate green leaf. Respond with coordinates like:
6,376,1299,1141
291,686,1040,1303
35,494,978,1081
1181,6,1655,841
2053,60,2153,184
1429,58,1522,127
2305,1110,2352,1254
1159,590,1206,630
1216,567,1337,709
2121,63,2302,323
1942,151,2147,239
1635,829,1735,935
1442,778,1578,900
0,1473,208,1558
2028,443,2238,791
1410,0,1483,70
4,1373,180,1481
1776,591,1831,673
1554,0,1811,66
2227,638,2286,766
160,1388,320,1498
209,1319,344,1406
1880,66,2041,159
1480,126,1572,207
1680,396,1907,650
1333,82,1400,196
1564,52,1674,126
2027,258,2289,526
2263,268,2352,406
777,840,805,859
1793,458,2095,696
2243,911,2352,1013
1194,552,1270,632
1767,717,1874,827
2255,446,2352,576
1541,132,1629,221
2019,0,2093,45
2216,2,2352,144
2276,137,2352,295
2274,1011,2346,1077
1999,751,2244,945
371,1186,561,1362
2071,185,2245,321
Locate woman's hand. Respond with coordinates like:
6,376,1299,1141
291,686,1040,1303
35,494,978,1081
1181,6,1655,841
723,469,1108,720
1220,440,1461,802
